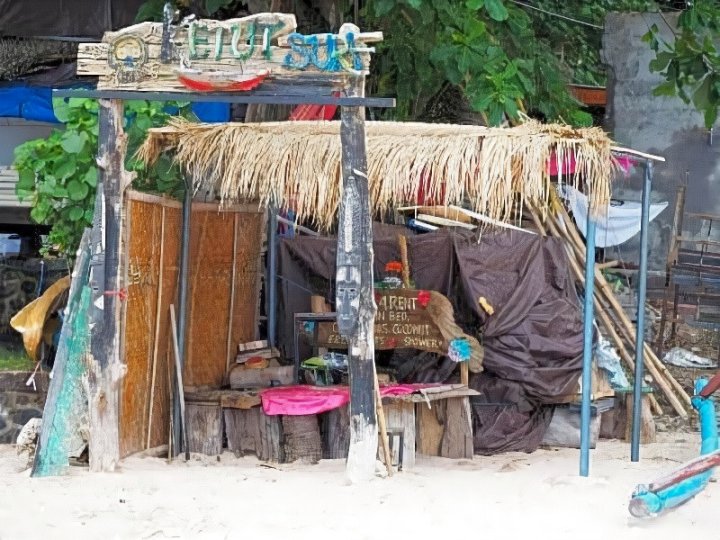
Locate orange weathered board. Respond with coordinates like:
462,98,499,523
119,192,264,457
121,194,181,457
184,205,265,388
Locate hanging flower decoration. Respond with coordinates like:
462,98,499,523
417,290,431,308
448,338,472,363
385,261,403,274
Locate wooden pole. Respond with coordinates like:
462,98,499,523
547,196,689,416
170,304,189,461
398,234,411,288
657,185,686,354
373,368,394,476
551,196,691,411
337,75,378,483
225,213,239,377
536,207,664,416
88,98,127,472
146,207,166,449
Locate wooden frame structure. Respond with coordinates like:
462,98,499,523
41,8,665,481
60,11,393,481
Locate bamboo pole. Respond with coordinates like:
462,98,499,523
539,210,665,415
373,367,394,477
549,194,691,411
146,207,166,449
225,214,239,378
398,234,411,288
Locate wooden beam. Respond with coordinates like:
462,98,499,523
337,75,378,483
88,99,127,472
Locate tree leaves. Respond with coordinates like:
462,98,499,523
204,0,233,15
82,168,98,187
68,206,85,222
645,1,720,128
484,0,508,21
67,180,89,202
60,132,86,154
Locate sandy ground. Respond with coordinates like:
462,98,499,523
0,433,715,540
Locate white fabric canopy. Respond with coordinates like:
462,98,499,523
559,185,668,248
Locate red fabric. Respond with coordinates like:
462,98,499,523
260,383,438,416
547,153,633,176
289,92,339,121
415,170,445,206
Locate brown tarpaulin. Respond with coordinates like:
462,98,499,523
278,225,585,454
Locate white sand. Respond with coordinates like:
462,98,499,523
0,433,715,540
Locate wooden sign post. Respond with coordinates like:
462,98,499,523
76,13,382,92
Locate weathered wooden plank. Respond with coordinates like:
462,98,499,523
440,397,473,459
416,402,444,456
76,15,379,92
225,407,283,461
383,401,415,470
337,76,377,482
87,98,128,473
184,389,261,409
390,385,480,403
186,403,223,456
282,415,322,464
415,397,473,459
228,365,294,389
322,406,350,459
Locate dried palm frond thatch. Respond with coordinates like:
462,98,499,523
139,119,618,231
0,38,77,81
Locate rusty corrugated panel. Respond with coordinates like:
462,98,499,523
569,85,607,107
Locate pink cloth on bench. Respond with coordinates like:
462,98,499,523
260,383,437,416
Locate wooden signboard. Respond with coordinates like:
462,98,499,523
76,12,382,92
317,289,483,372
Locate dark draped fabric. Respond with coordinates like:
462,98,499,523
0,0,145,38
277,225,584,454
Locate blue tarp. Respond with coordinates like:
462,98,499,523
0,84,230,123
0,86,56,123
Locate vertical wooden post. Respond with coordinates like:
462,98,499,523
88,99,127,472
337,76,377,483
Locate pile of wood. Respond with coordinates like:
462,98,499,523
229,340,292,389
529,194,692,419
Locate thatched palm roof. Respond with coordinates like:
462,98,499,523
139,119,618,231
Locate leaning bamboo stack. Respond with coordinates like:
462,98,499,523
529,193,691,419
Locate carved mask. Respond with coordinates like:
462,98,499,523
336,264,360,337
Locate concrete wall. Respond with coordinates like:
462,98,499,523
602,13,720,270
0,371,48,444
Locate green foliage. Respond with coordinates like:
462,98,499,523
135,0,236,22
14,99,194,255
644,1,720,128
0,344,34,372
365,0,680,125
367,0,587,124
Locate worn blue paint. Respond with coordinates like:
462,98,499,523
629,379,717,517
283,32,363,73
580,213,596,477
631,161,653,462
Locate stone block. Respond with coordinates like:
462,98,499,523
12,408,42,427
